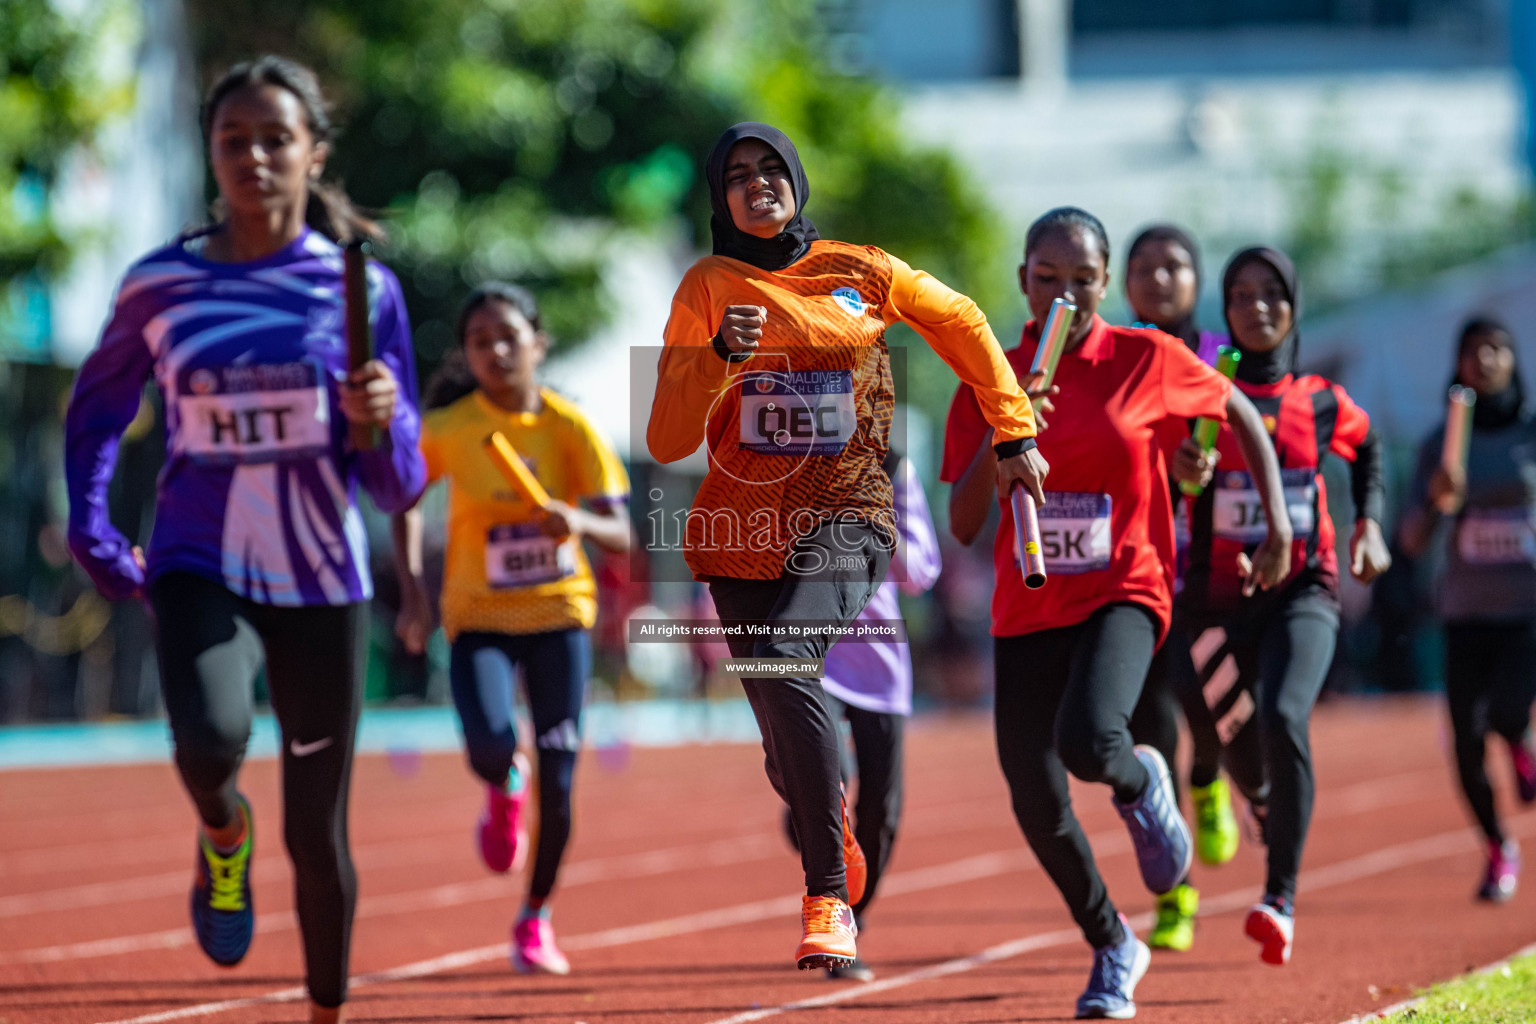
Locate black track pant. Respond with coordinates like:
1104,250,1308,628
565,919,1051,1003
1444,621,1536,846
995,602,1157,949
1133,620,1232,801
450,629,588,901
1190,584,1339,905
708,519,890,899
150,572,363,1009
831,695,903,924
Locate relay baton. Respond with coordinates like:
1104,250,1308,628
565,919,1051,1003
343,241,376,451
484,431,551,508
1178,345,1243,497
1441,385,1476,476
1028,298,1078,396
1011,484,1047,589
1009,297,1074,588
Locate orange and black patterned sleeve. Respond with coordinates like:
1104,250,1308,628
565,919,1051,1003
880,253,1036,443
647,266,737,464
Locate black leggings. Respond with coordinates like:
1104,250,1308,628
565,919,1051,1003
150,572,363,1009
708,519,890,899
832,696,903,923
450,629,589,901
1133,617,1239,802
995,602,1156,949
1444,621,1536,846
1187,584,1339,905
781,695,905,926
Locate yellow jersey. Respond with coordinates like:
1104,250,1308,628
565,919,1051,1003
421,388,629,639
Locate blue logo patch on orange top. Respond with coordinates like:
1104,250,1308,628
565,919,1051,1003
831,287,867,317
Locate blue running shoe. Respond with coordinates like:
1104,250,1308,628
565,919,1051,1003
190,795,254,967
1113,745,1194,896
1076,914,1151,1019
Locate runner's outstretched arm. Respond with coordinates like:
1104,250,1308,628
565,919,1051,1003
881,255,1047,506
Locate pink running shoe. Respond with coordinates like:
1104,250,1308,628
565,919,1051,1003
1477,840,1520,903
511,915,570,975
1510,734,1536,805
478,753,529,874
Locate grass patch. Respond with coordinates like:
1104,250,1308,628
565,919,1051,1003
1379,949,1536,1022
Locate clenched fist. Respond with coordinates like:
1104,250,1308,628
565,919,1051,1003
720,305,767,355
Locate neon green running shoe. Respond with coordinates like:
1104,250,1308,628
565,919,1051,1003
1148,884,1199,951
191,795,254,966
1191,777,1240,866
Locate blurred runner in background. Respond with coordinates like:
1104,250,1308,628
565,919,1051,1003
1400,315,1536,904
393,282,630,974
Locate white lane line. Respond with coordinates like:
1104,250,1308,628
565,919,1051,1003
86,768,1482,1024
0,831,779,965
1334,937,1536,1024
88,847,1051,1024
0,758,1426,919
0,829,777,920
700,812,1536,1024
8,762,1437,965
7,808,995,963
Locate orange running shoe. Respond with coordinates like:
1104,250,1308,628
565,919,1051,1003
842,791,867,906
796,894,858,970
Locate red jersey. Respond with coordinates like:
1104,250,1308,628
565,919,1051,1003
941,316,1232,639
1182,373,1370,610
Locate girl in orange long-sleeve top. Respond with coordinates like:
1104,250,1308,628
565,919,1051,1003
647,122,1046,971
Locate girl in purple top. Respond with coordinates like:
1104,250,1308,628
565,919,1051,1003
808,450,941,981
64,56,424,1024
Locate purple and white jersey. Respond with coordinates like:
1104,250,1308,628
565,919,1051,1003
65,228,426,606
822,457,942,717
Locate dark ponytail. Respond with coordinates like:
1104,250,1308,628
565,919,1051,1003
423,283,545,410
201,55,383,245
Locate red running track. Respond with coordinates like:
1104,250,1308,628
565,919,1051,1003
2,696,1534,1024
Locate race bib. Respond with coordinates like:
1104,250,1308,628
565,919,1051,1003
738,370,856,456
485,523,577,589
175,362,330,464
1457,508,1536,565
1213,468,1317,543
1024,492,1112,574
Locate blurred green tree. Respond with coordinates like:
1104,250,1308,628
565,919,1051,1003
0,0,132,285
181,0,1007,428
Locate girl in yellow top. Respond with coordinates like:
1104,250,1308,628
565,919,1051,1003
647,122,1046,971
394,283,630,975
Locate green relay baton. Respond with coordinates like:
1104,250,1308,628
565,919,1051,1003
1179,345,1241,497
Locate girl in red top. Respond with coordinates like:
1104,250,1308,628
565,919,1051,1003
943,208,1291,1020
1177,246,1389,967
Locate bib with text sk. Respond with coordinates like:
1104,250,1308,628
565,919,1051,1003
1020,492,1113,574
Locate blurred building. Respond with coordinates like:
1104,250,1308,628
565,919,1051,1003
826,0,1526,319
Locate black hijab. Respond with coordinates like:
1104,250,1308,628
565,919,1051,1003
1223,246,1300,386
1453,316,1526,430
1127,224,1202,352
706,122,819,271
